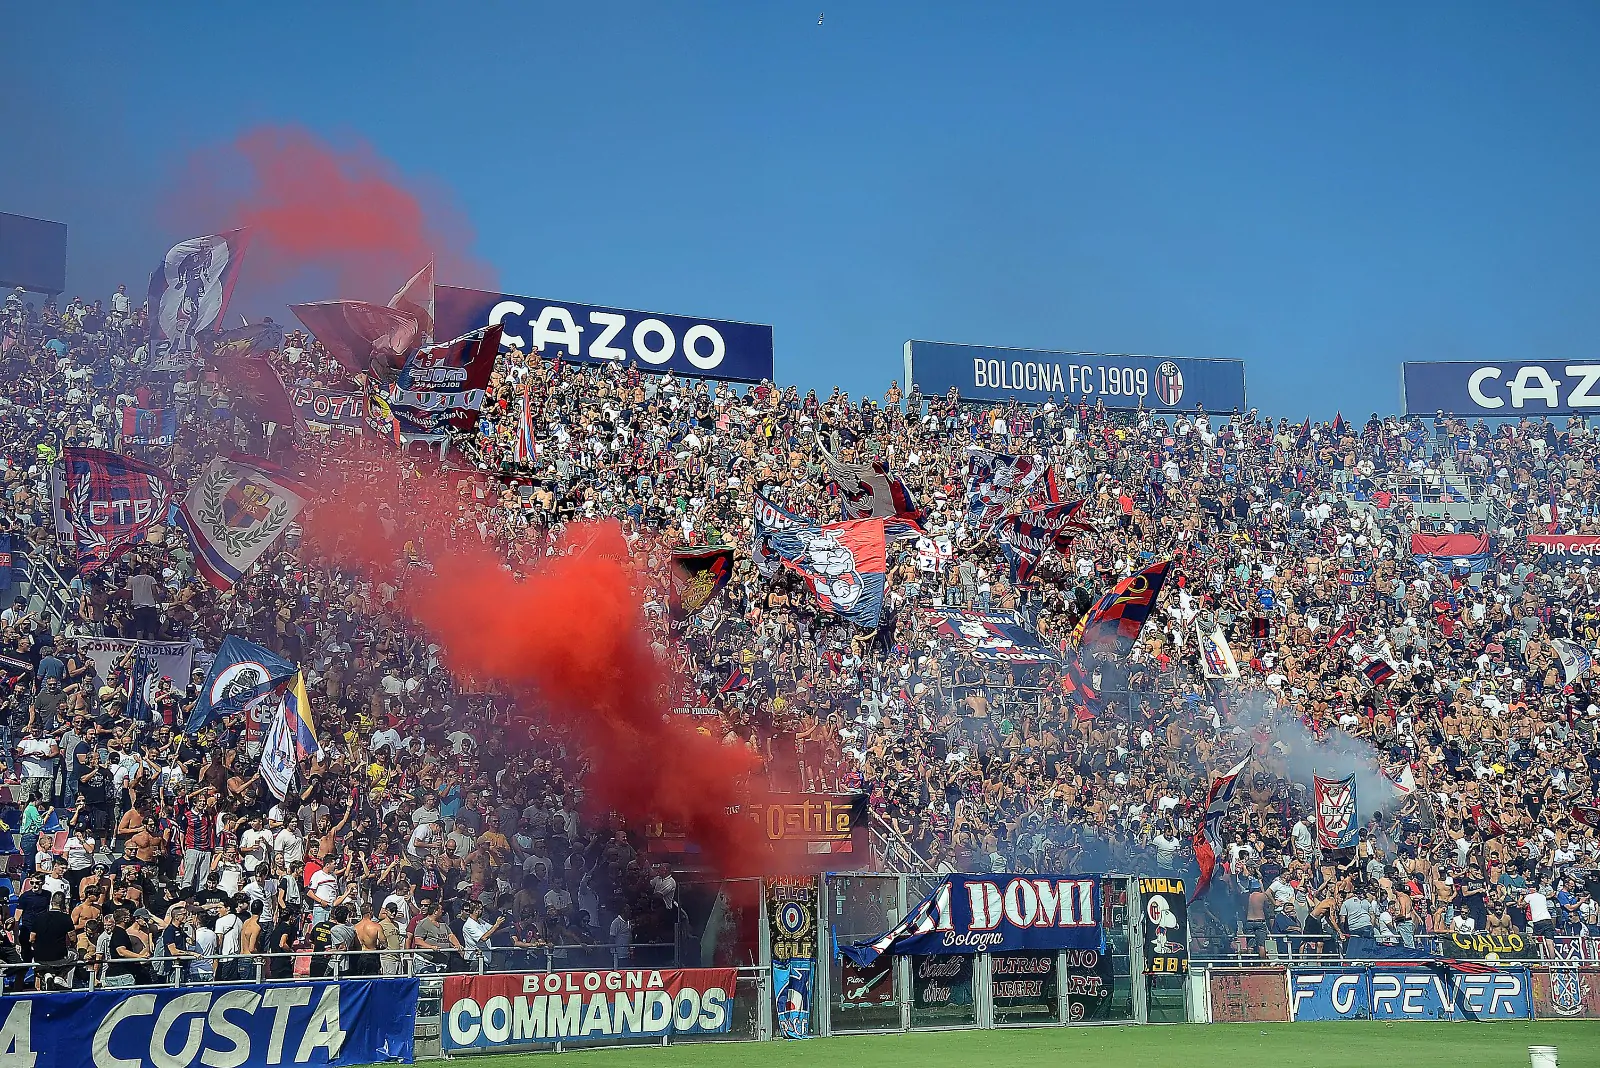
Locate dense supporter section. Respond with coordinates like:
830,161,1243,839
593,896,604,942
0,273,1595,998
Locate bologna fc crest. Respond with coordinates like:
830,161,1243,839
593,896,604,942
1154,361,1184,407
1314,774,1359,850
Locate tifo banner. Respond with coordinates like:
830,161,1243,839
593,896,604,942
912,954,974,1010
51,447,174,573
1208,968,1291,1023
1314,774,1360,850
906,340,1246,409
1064,948,1115,1021
743,793,869,871
435,285,775,383
842,875,1102,965
176,456,307,590
120,407,177,446
442,969,737,1050
1403,360,1600,415
290,386,367,430
1438,930,1539,962
1534,966,1600,1019
839,958,895,1008
1289,967,1531,1021
1139,877,1189,975
773,959,813,1039
1528,533,1600,568
927,608,1061,665
0,978,417,1068
79,637,195,704
990,953,1057,1017
766,875,819,962
1410,531,1491,573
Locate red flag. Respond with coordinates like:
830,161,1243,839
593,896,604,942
389,261,435,342
211,355,299,428
289,300,420,372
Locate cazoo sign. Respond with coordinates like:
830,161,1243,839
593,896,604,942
1403,361,1600,415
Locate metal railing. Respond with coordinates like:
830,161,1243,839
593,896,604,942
12,550,74,635
0,943,679,994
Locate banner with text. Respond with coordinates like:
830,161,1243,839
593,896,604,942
905,340,1245,409
1289,967,1531,1021
1404,360,1600,415
842,875,1103,965
290,386,367,430
0,978,417,1068
1528,533,1600,569
443,969,737,1050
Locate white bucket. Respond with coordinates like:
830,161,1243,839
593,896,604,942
1529,1046,1558,1068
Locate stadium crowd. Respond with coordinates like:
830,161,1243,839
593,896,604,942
0,277,1596,990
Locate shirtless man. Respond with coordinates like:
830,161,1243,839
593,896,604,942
349,904,384,976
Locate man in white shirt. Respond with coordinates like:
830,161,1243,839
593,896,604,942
17,728,59,803
460,901,503,968
1525,886,1556,947
408,821,440,860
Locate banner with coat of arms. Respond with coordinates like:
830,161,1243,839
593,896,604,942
175,456,307,590
668,546,733,621
1314,773,1360,851
50,447,175,574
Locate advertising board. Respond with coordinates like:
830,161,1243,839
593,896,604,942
0,212,67,294
1403,360,1600,415
904,340,1245,410
435,285,774,382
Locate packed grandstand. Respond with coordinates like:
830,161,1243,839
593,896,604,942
0,253,1596,1000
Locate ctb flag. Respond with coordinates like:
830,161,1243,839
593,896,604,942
147,229,250,369
50,447,174,574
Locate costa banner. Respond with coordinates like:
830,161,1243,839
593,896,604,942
442,969,737,1050
1529,533,1600,568
0,978,417,1068
928,608,1061,665
1314,773,1360,850
1139,877,1189,976
1289,967,1531,1021
1403,360,1600,415
50,447,174,573
435,284,774,383
842,874,1103,966
906,340,1246,409
290,386,367,430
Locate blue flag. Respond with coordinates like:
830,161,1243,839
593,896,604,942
187,636,296,733
774,959,813,1039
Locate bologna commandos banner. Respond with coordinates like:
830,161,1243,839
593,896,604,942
443,969,737,1050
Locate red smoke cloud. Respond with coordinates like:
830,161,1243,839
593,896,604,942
303,487,768,875
166,124,494,303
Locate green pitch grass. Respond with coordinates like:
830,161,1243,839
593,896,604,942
433,1022,1599,1068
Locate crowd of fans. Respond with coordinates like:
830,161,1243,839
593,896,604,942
0,277,1596,992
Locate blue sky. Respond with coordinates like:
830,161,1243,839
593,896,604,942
3,2,1598,418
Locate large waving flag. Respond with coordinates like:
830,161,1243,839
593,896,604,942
964,448,1042,531
259,698,298,801
753,492,807,578
147,229,251,370
211,354,300,428
1197,623,1240,680
1191,750,1253,901
1552,638,1593,686
50,448,174,574
389,261,435,343
176,456,307,590
1077,560,1172,656
206,319,286,360
188,636,297,733
780,518,888,628
668,547,734,621
818,442,923,522
289,300,421,374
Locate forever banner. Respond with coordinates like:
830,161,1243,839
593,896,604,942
442,969,737,1050
0,978,417,1068
842,874,1102,965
